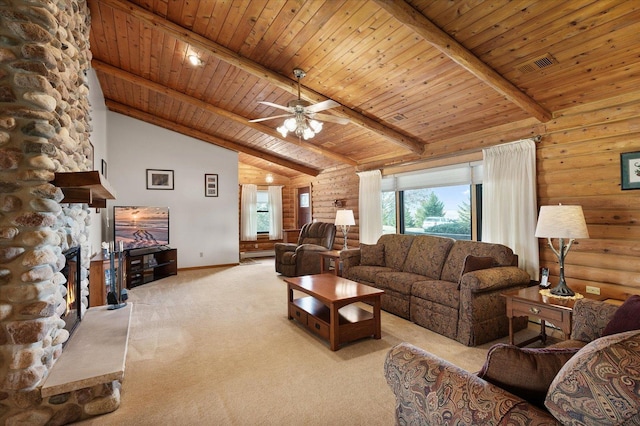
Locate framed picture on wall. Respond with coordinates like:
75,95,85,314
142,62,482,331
621,151,640,190
147,169,174,190
205,174,218,197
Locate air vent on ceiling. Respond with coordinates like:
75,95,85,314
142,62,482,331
517,53,558,74
392,113,407,122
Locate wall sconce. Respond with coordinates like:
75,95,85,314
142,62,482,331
265,173,274,184
333,199,344,207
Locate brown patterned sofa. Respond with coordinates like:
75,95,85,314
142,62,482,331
274,222,336,277
384,298,640,425
340,234,531,346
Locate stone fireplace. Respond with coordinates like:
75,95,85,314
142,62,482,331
0,0,120,423
61,246,81,339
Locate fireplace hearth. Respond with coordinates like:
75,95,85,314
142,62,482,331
62,247,82,340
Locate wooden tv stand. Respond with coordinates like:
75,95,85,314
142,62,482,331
125,246,177,288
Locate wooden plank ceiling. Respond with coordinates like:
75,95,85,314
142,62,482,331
88,0,640,177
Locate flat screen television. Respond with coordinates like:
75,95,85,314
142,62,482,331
114,206,170,250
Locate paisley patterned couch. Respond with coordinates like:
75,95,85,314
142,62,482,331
340,234,531,346
384,298,640,425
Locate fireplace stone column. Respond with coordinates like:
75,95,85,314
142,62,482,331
0,1,115,424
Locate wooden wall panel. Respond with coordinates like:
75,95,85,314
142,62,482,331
537,95,640,298
291,164,360,250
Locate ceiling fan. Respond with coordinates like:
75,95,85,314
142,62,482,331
249,68,349,140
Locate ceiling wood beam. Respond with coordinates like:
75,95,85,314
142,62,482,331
374,0,553,123
357,117,545,172
96,0,425,155
105,100,320,177
92,60,356,167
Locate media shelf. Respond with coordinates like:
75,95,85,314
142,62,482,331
125,246,177,288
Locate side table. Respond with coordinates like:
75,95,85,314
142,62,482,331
319,250,343,276
502,286,576,347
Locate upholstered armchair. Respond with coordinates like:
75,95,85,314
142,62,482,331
274,222,336,277
384,297,640,425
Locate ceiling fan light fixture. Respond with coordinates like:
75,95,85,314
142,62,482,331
251,68,347,139
302,127,315,140
284,117,297,131
276,125,288,138
309,119,323,133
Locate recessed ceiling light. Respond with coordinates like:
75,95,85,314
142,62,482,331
188,54,202,66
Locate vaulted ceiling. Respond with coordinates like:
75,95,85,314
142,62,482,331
88,0,640,177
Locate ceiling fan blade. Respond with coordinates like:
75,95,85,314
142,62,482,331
257,101,292,112
311,113,350,125
305,99,340,113
248,114,292,123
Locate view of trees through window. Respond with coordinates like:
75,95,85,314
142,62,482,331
382,185,472,240
257,190,269,233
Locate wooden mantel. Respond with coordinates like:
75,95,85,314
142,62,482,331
53,171,116,208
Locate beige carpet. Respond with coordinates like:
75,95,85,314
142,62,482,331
76,258,550,425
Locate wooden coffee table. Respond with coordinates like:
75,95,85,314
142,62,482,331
284,273,384,351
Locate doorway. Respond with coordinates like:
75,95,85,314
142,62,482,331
297,186,311,228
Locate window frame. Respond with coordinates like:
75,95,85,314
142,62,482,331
256,189,270,235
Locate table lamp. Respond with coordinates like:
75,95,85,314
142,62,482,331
534,204,589,296
335,209,355,250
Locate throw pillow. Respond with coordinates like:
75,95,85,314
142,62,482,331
545,329,640,425
459,255,494,283
602,294,640,336
477,344,579,408
360,243,385,266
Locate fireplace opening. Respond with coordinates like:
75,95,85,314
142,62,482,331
61,246,82,342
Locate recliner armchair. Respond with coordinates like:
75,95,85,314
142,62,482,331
275,222,336,277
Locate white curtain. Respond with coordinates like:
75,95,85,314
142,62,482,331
482,139,539,279
240,184,257,241
358,170,383,244
268,185,283,240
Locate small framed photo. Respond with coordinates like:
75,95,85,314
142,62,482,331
147,169,174,190
205,174,218,197
101,159,107,178
620,151,640,190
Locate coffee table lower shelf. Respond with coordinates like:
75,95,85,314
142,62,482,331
289,296,377,350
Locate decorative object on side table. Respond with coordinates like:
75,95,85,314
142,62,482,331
620,151,640,190
146,169,174,190
535,204,589,296
335,209,355,250
205,173,218,197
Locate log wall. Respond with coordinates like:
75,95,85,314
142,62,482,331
291,164,360,251
536,95,640,300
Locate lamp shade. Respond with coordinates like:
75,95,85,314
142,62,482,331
335,209,355,226
535,205,589,239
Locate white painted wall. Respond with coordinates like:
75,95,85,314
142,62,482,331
87,69,108,257
105,111,239,268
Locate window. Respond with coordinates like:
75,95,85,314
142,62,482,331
381,163,483,240
257,190,269,234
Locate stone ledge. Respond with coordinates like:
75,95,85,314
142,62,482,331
41,303,132,398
